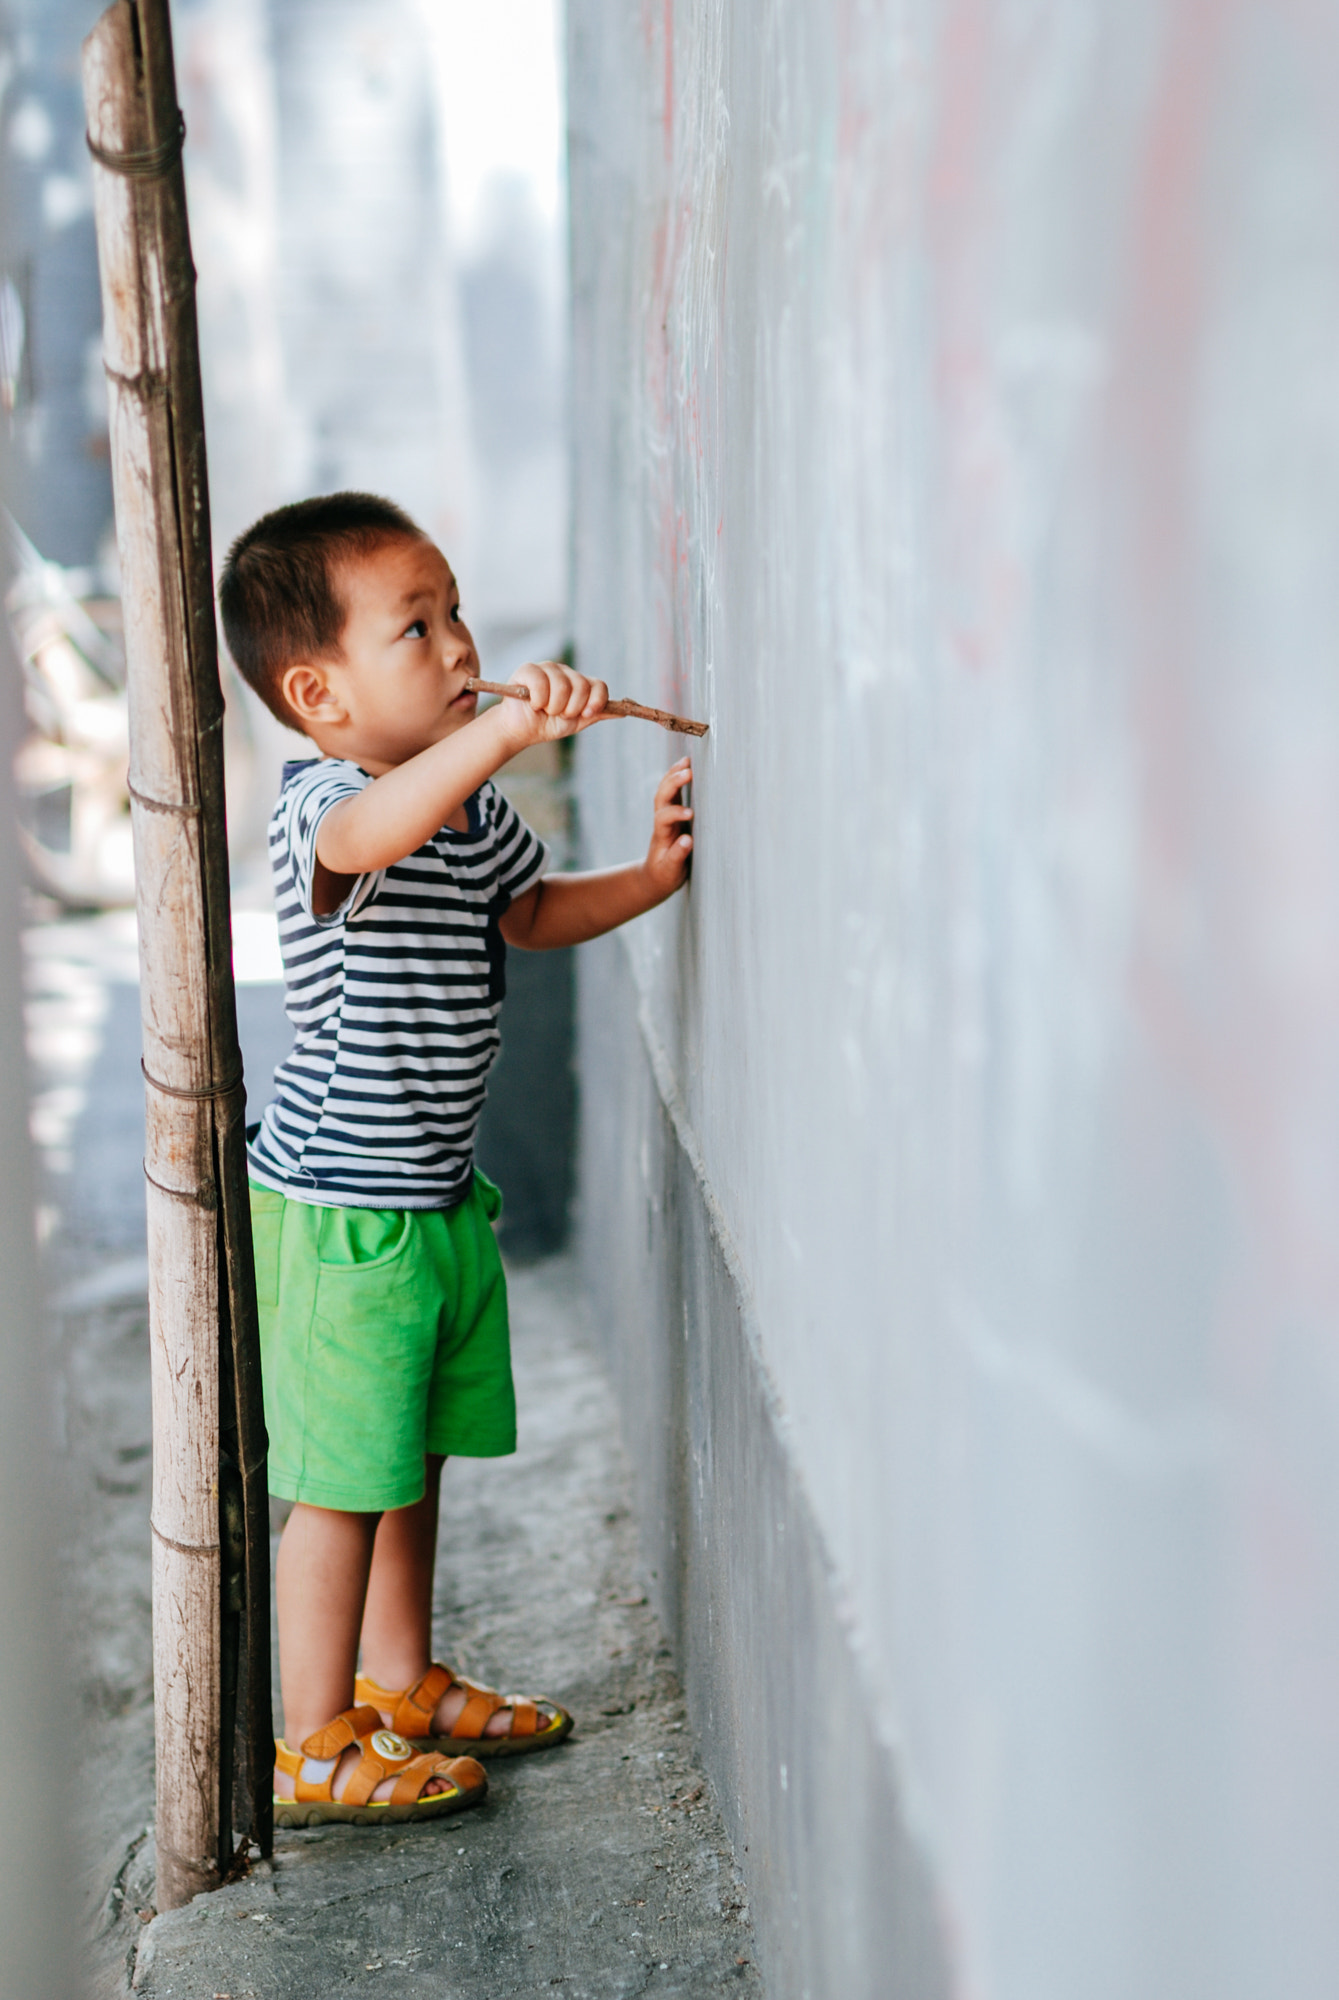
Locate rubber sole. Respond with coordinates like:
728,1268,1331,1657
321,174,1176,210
274,1776,487,1829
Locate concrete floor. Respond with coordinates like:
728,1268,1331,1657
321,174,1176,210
31,913,760,1999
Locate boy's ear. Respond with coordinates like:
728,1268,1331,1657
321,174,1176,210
282,661,346,728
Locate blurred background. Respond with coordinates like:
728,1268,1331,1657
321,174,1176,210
0,7,581,1983
0,0,575,1258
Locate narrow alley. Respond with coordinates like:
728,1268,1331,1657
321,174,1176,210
32,911,759,1999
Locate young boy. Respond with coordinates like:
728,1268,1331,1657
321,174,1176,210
219,492,693,1824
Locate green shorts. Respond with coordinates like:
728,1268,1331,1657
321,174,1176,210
248,1171,515,1512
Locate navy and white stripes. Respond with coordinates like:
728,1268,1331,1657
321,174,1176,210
246,757,549,1208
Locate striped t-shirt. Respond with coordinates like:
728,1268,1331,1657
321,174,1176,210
246,757,550,1209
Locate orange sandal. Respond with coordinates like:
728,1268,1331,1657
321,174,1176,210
273,1703,487,1827
355,1662,574,1759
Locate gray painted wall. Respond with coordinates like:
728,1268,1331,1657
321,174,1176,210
568,5,1339,1996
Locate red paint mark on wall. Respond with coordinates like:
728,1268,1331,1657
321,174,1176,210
925,0,1025,677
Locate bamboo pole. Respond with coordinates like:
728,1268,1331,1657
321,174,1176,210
83,0,272,1909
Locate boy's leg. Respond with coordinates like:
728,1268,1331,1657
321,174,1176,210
274,1499,459,1801
276,1501,378,1747
360,1454,445,1687
359,1454,528,1741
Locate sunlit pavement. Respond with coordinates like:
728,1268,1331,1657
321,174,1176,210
31,908,761,1999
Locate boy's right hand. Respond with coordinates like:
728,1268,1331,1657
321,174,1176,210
498,661,609,746
314,659,609,899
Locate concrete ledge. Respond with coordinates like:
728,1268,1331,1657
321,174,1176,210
578,935,953,2000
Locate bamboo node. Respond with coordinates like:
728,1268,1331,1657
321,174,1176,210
141,1058,243,1101
86,109,185,181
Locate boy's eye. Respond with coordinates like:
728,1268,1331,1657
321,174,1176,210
404,618,428,639
451,604,462,622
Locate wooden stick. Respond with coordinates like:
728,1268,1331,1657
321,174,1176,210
84,0,272,1908
467,676,709,737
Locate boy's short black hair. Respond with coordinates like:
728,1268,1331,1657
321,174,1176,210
218,491,425,725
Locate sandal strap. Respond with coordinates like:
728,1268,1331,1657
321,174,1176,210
289,1707,426,1805
452,1684,505,1738
388,1750,462,1806
338,1727,422,1806
299,1704,383,1762
391,1662,454,1738
506,1698,539,1738
355,1662,555,1743
273,1738,306,1787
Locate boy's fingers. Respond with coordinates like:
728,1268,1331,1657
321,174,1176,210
583,679,609,716
655,762,692,804
539,666,571,715
513,662,552,710
519,660,591,717
562,673,592,718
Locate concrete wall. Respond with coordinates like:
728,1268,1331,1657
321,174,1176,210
567,5,1339,1997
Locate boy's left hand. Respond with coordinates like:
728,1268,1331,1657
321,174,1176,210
644,758,694,896
500,755,695,949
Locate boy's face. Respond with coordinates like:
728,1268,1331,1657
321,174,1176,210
281,535,480,772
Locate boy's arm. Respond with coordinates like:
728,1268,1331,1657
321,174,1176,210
501,759,694,950
315,663,605,880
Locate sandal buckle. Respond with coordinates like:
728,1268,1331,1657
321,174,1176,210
369,1728,412,1762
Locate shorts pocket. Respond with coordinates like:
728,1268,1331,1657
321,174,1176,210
472,1169,503,1224
315,1205,415,1269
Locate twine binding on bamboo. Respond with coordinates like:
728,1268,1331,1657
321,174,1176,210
142,1162,218,1206
151,1518,220,1557
141,1058,243,1101
128,778,201,816
86,109,185,180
